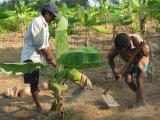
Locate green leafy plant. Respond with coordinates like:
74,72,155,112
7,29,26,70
48,16,103,118
155,25,160,32
128,0,160,34
107,5,133,37
49,16,102,95
76,5,109,46
14,0,38,32
0,5,17,32
0,0,38,33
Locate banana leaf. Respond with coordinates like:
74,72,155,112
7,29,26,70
93,26,110,33
57,47,103,69
55,16,69,58
55,30,68,58
132,0,140,8
68,17,80,25
121,19,133,25
56,16,68,31
54,67,69,80
48,78,64,96
65,69,81,85
156,25,160,32
0,63,46,75
0,11,16,19
121,16,133,25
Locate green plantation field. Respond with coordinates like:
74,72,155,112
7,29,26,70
0,0,160,119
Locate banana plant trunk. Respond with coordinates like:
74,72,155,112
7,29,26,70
112,24,117,38
140,18,146,35
85,27,90,46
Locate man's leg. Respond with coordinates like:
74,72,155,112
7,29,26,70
125,73,137,93
136,71,145,106
30,69,44,111
30,83,43,111
23,60,44,111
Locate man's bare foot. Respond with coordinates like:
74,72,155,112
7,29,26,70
135,101,146,107
130,100,146,108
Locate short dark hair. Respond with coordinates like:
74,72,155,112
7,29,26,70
41,9,55,17
41,9,48,16
114,33,130,50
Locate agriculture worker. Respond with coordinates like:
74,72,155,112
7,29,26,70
108,33,149,107
21,3,59,113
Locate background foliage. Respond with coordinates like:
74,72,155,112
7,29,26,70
0,0,160,34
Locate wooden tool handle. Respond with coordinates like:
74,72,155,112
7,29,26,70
102,79,117,95
103,45,142,95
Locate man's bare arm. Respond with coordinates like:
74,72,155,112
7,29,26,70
141,42,149,57
107,45,118,74
41,47,56,67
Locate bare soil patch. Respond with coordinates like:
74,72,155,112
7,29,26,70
0,31,160,120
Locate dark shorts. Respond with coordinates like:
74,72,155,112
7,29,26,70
124,66,142,76
23,60,39,84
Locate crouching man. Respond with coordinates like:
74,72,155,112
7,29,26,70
107,33,149,107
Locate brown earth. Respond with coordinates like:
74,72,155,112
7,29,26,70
0,29,160,120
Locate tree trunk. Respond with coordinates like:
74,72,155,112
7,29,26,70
112,25,117,38
140,18,146,35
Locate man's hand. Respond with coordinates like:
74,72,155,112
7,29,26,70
113,69,122,80
132,41,149,65
47,57,57,67
41,47,57,67
140,41,149,57
138,41,145,48
50,58,57,67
